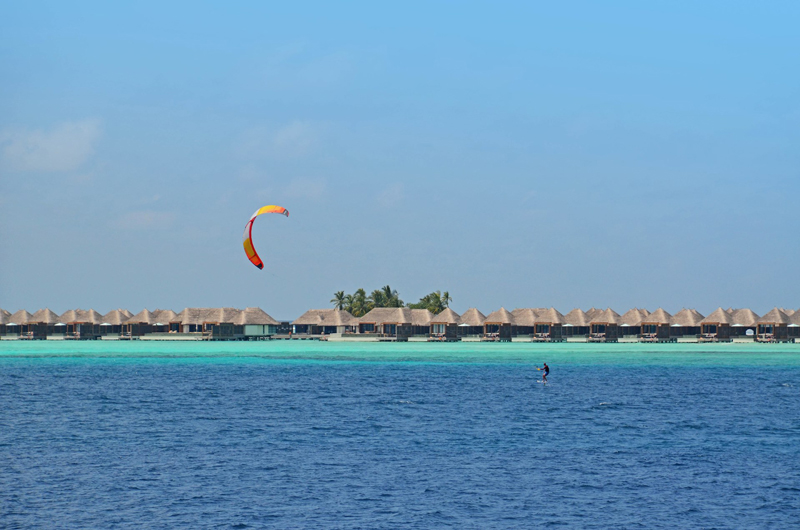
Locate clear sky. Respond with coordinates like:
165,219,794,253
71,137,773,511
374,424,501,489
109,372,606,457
1,1,798,318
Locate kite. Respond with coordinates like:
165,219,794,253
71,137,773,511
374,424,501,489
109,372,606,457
242,205,289,269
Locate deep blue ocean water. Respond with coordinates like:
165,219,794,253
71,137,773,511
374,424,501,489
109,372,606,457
1,342,799,529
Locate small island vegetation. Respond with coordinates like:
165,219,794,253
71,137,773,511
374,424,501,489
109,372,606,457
330,286,452,316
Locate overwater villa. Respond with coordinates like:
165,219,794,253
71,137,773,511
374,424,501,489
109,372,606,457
532,308,566,342
59,309,103,340
28,308,61,339
458,308,486,338
757,308,792,343
429,308,461,341
730,308,759,338
791,311,800,340
589,308,622,342
670,308,704,338
358,307,433,340
483,307,515,341
100,309,132,336
0,309,9,336
563,308,591,338
292,309,359,335
619,308,649,338
640,308,672,342
700,308,734,342
170,307,278,339
7,310,34,338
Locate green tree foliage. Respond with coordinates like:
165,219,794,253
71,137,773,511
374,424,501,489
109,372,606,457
331,285,404,317
408,290,452,314
330,291,346,310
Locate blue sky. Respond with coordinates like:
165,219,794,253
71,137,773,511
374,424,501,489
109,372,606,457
1,1,798,317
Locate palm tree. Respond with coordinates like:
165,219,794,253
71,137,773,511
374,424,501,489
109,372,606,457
343,294,353,313
442,291,452,308
351,288,368,317
408,290,447,313
368,289,387,309
330,291,346,310
381,285,403,307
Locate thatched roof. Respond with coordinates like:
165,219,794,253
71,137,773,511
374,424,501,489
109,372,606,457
585,307,603,318
124,308,178,325
293,309,357,327
590,308,621,325
783,308,795,316
125,309,157,325
620,308,648,326
564,308,591,327
152,309,178,325
30,308,60,324
791,311,800,326
731,308,759,327
238,307,280,326
511,308,538,327
359,307,410,325
430,308,460,325
534,307,566,325
700,308,734,325
9,310,33,324
357,308,432,326
411,309,434,326
59,309,103,324
671,309,704,327
484,307,515,325
102,309,130,325
642,308,672,325
459,308,486,326
758,308,791,325
174,308,244,325
1,309,9,317
0,311,9,324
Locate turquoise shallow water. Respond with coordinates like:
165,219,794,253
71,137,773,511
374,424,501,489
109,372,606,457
2,340,800,366
2,341,799,528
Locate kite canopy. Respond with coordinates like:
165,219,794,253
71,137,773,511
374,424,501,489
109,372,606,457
243,205,289,270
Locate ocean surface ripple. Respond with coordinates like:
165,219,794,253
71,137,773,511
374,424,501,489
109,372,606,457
1,342,799,529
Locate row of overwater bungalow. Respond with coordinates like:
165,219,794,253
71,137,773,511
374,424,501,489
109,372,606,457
2,306,799,342
290,306,800,343
0,308,280,340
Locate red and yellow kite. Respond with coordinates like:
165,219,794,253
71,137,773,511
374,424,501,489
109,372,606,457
242,205,289,269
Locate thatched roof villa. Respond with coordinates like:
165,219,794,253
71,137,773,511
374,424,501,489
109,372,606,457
730,308,759,337
358,307,433,340
670,309,704,338
97,309,131,336
430,308,461,340
237,307,280,336
483,307,515,341
757,308,792,342
293,309,359,335
563,308,591,337
508,308,566,341
5,310,33,337
589,308,622,342
457,308,486,338
26,308,62,339
700,308,734,341
640,308,672,341
619,308,648,336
